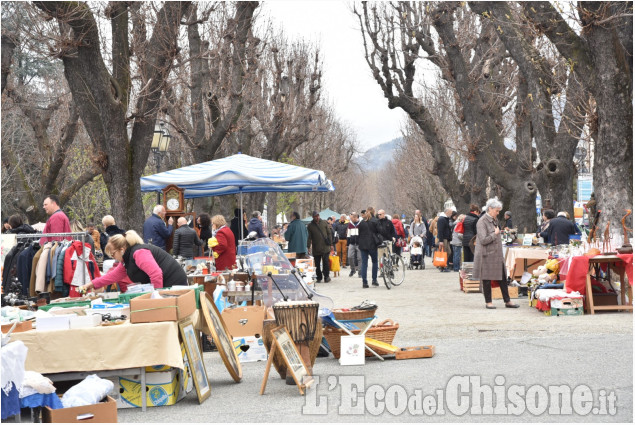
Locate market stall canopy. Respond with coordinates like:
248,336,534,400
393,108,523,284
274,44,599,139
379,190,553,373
140,153,335,198
302,208,340,223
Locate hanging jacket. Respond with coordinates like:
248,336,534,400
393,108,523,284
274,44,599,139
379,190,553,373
17,245,37,296
29,246,44,296
35,243,52,293
54,244,70,294
63,241,101,288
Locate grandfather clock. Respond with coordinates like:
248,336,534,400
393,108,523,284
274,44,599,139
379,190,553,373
162,185,186,253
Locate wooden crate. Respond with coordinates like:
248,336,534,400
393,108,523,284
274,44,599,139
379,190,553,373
395,345,435,360
462,279,481,293
492,286,518,299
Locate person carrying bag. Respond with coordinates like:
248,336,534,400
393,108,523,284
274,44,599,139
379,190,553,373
433,244,448,268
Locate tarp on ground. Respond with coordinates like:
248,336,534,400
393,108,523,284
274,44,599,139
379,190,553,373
140,153,334,198
301,208,340,223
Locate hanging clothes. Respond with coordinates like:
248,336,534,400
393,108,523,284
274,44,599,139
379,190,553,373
35,243,52,293
29,246,45,297
17,244,38,296
63,241,101,298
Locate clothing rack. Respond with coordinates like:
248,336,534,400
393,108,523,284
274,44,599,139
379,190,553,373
15,232,90,287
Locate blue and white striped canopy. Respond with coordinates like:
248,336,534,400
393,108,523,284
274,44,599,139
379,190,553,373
140,153,335,198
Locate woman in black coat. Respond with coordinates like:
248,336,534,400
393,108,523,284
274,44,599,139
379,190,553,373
197,213,212,256
462,204,481,262
358,207,381,288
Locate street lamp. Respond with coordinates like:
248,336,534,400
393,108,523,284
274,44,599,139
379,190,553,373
151,121,171,203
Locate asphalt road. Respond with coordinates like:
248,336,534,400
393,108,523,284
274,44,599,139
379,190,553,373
116,264,633,423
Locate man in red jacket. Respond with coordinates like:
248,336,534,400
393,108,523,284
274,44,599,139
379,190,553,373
41,194,71,244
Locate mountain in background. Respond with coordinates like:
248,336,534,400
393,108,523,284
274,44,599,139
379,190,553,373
358,137,402,171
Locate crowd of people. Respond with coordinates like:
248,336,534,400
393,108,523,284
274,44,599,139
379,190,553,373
2,194,583,306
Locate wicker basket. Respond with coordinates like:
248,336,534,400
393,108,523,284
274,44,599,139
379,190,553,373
332,308,377,321
323,319,399,358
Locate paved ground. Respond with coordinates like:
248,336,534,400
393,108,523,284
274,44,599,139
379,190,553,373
117,262,633,423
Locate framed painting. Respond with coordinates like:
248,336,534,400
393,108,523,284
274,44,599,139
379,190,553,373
260,325,313,395
178,318,211,403
200,292,242,382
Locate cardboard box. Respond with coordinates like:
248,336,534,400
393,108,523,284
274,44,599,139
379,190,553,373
42,396,117,423
551,306,584,316
129,289,196,323
233,335,267,363
69,314,102,329
107,368,188,409
492,286,518,299
36,314,77,331
551,297,584,309
1,320,33,334
108,342,192,408
221,306,266,337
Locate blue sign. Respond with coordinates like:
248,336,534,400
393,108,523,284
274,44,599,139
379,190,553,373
577,177,593,201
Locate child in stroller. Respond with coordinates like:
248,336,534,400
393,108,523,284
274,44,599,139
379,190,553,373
408,235,425,270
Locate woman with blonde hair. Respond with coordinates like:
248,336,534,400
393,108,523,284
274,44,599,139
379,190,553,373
79,230,187,293
208,215,236,271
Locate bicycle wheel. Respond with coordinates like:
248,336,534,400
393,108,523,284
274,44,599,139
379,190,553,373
381,254,392,289
390,254,406,286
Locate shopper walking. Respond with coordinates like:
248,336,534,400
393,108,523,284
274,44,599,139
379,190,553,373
334,214,349,268
284,212,309,259
346,212,362,277
358,207,381,288
473,198,519,309
307,211,332,283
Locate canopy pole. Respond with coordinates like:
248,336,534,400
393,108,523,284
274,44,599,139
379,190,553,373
240,191,244,241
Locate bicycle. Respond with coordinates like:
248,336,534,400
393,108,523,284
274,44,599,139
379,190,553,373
378,241,406,289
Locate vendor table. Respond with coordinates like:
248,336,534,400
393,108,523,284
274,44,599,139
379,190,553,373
505,247,549,279
10,320,185,412
586,255,633,315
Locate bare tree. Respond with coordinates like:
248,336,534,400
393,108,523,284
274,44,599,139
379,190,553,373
470,2,588,220
33,1,191,231
522,1,632,230
355,2,539,230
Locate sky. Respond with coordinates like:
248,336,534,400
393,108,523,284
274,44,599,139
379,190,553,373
261,1,405,151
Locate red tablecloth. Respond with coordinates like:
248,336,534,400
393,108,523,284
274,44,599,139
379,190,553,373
564,256,590,295
564,254,633,296
616,253,633,285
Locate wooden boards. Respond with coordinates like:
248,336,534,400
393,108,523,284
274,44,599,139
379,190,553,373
395,345,435,360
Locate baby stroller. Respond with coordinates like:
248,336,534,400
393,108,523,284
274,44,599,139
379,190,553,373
408,236,425,270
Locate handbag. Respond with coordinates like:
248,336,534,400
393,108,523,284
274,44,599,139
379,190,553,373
372,233,383,247
432,244,448,268
395,237,406,248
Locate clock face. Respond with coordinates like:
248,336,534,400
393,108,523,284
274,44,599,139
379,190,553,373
167,198,180,211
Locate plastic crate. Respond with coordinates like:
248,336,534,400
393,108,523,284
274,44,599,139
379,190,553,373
38,300,92,312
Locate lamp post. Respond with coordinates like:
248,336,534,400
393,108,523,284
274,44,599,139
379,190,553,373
151,122,171,204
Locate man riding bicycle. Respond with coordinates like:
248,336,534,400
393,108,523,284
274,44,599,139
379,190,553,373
376,209,397,262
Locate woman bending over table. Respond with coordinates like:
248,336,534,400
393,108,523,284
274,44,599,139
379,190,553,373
80,230,187,293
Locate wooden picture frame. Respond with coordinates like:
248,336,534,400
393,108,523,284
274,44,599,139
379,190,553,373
260,325,313,395
199,292,242,382
178,318,211,403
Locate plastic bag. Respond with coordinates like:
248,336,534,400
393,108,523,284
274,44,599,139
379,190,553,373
61,375,113,408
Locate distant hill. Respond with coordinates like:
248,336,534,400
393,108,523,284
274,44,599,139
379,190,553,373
358,137,402,171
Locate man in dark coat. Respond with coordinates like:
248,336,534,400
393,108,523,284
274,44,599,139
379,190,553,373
284,212,308,258
247,211,266,238
142,205,174,250
230,208,249,246
546,212,577,245
173,217,203,259
307,211,332,283
436,208,454,272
